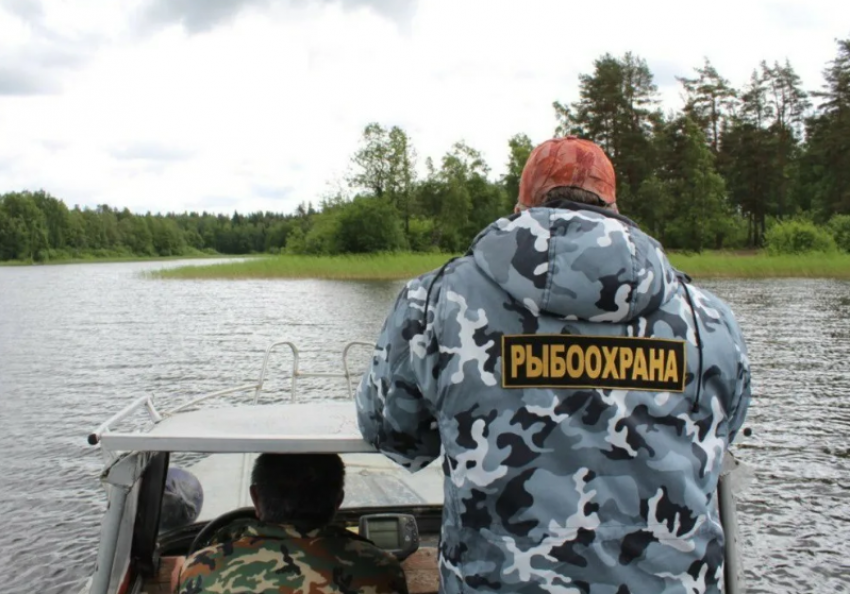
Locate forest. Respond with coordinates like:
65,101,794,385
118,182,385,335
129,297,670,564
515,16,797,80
2,38,850,263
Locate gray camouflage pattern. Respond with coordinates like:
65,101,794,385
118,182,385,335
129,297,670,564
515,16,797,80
356,205,751,594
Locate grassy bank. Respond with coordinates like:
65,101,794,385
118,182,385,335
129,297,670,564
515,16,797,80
152,253,457,280
152,251,850,281
668,252,850,279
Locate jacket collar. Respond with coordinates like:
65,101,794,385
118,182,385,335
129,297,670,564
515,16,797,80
241,521,331,540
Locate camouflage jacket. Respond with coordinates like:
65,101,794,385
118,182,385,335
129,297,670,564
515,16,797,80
356,203,751,594
176,521,409,594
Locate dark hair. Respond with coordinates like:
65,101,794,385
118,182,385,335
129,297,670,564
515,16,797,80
543,186,608,208
251,454,345,529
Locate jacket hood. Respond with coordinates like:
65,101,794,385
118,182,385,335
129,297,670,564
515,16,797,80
470,203,680,323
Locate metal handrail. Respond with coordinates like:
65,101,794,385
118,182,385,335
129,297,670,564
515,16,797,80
341,341,374,398
168,383,261,415
252,341,298,404
250,340,374,402
88,340,375,446
88,395,162,445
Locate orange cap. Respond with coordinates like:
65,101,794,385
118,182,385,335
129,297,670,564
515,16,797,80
518,136,616,208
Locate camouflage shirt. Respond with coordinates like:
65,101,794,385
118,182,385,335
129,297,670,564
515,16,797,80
356,203,751,594
176,521,409,594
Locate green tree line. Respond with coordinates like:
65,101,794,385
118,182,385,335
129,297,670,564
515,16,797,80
553,38,850,251
0,192,315,262
3,38,850,262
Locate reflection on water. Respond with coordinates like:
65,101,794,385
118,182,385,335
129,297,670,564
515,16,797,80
0,262,848,593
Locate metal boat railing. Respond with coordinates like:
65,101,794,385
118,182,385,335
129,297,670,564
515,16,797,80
87,340,373,447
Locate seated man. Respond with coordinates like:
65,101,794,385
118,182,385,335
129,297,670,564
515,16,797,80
175,453,408,594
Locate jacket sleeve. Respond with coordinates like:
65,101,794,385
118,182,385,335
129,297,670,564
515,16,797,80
689,284,752,444
355,272,442,472
725,313,752,444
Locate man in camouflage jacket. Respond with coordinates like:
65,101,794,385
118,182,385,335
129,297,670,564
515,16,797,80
356,137,751,594
176,453,408,594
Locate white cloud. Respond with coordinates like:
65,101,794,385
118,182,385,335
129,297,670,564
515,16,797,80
0,0,849,215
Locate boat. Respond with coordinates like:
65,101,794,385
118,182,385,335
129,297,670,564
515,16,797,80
81,340,749,594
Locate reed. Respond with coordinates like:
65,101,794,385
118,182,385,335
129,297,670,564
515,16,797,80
669,252,850,280
151,251,850,281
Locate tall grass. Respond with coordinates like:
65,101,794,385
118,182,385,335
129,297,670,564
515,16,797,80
151,251,850,281
152,253,458,280
669,252,850,279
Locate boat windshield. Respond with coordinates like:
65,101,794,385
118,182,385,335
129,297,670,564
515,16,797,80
161,452,444,526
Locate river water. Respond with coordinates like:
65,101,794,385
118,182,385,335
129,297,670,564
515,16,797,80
0,260,848,593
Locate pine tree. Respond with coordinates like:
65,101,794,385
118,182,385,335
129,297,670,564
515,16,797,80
763,60,810,218
804,38,850,216
655,117,729,251
677,58,738,154
503,133,534,208
553,52,660,203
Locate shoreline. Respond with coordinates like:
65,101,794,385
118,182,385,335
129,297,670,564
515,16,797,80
149,253,457,281
148,251,850,281
0,253,254,267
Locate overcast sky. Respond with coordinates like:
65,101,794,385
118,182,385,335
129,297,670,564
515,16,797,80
1,0,848,215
